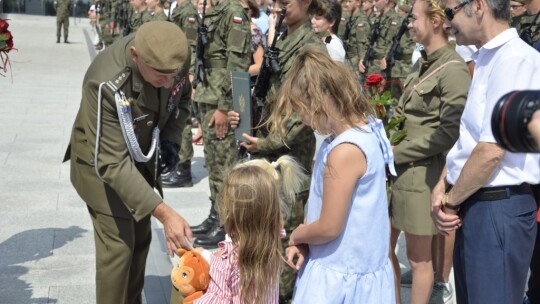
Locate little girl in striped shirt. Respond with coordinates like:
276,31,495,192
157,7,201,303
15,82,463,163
194,155,307,304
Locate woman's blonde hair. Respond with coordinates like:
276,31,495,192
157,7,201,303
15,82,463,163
420,0,446,26
218,156,306,304
268,45,374,137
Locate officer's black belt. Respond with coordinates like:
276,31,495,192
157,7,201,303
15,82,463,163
469,183,531,201
203,59,227,69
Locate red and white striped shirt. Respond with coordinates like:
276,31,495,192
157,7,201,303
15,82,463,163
194,241,279,304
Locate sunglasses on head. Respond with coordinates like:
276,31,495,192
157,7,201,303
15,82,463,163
445,0,473,21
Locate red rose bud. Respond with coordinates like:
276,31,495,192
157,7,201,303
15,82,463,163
365,73,384,88
0,18,9,32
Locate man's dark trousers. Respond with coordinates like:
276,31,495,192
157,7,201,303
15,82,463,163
454,191,537,304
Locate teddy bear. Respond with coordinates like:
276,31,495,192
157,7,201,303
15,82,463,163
171,248,211,304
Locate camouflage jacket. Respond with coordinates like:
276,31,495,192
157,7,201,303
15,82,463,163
55,0,71,18
192,0,251,110
373,9,400,60
142,10,168,23
129,8,148,33
256,22,326,177
512,12,540,48
171,1,199,71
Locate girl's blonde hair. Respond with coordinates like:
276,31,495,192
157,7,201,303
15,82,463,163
218,156,306,304
268,45,374,137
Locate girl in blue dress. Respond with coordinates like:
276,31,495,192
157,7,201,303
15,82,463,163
268,45,396,303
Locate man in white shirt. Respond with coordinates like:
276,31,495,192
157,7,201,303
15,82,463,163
431,0,540,302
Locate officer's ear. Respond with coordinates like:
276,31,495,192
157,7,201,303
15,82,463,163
130,46,139,64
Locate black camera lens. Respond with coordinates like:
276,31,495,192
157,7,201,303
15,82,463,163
491,90,540,153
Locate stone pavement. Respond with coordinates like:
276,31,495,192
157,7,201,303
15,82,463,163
0,13,444,304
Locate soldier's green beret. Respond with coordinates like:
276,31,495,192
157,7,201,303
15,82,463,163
135,21,188,74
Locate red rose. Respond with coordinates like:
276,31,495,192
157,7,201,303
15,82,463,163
365,73,384,88
0,18,9,32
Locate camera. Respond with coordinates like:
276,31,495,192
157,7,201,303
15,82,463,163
491,90,540,153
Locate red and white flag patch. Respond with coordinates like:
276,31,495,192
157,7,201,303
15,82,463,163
233,16,243,24
188,17,196,24
391,21,398,26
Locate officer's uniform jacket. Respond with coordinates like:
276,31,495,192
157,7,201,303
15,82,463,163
64,34,191,221
192,0,251,111
256,22,326,181
350,11,372,69
373,9,400,60
171,1,199,71
391,44,469,195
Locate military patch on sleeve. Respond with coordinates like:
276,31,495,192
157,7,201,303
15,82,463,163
391,21,398,26
357,23,364,28
188,16,196,24
341,17,346,22
233,16,243,24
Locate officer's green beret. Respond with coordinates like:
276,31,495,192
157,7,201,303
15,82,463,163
135,21,188,74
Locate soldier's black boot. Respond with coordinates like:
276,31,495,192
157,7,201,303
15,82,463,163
64,37,69,43
56,37,60,43
190,201,218,236
162,162,193,188
194,225,225,249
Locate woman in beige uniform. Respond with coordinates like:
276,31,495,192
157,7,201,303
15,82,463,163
388,0,470,303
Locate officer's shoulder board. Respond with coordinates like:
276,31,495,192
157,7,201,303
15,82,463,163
107,67,132,92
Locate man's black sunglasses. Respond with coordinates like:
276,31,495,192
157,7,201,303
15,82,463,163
445,0,473,21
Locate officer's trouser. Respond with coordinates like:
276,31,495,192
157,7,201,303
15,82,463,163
88,206,151,304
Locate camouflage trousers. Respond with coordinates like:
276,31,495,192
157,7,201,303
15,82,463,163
179,103,194,165
279,190,308,303
198,103,236,202
56,16,69,39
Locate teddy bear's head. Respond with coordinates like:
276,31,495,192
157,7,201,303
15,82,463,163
171,248,210,302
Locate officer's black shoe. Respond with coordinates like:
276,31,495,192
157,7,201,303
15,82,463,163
56,37,60,43
162,162,193,188
190,214,218,236
194,226,225,249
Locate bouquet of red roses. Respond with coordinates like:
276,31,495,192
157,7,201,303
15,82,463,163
0,18,15,77
365,73,407,145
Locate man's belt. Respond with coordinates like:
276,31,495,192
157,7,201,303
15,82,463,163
469,183,532,201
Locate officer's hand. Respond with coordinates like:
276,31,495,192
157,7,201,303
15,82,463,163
358,60,366,73
228,110,240,129
239,133,259,152
209,109,229,139
380,58,387,70
152,202,193,256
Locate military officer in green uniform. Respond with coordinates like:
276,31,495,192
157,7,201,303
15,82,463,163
350,1,374,74
55,0,71,43
161,0,201,188
512,0,540,48
64,22,193,304
189,0,251,247
229,0,327,301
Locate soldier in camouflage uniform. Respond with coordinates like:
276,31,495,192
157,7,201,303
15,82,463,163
189,0,251,248
55,0,71,43
342,0,362,68
512,0,540,48
229,0,327,301
127,0,148,34
142,0,169,22
97,0,116,47
162,0,201,188
350,0,374,74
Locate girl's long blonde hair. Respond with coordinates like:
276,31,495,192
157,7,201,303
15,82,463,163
218,156,306,304
268,45,374,138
